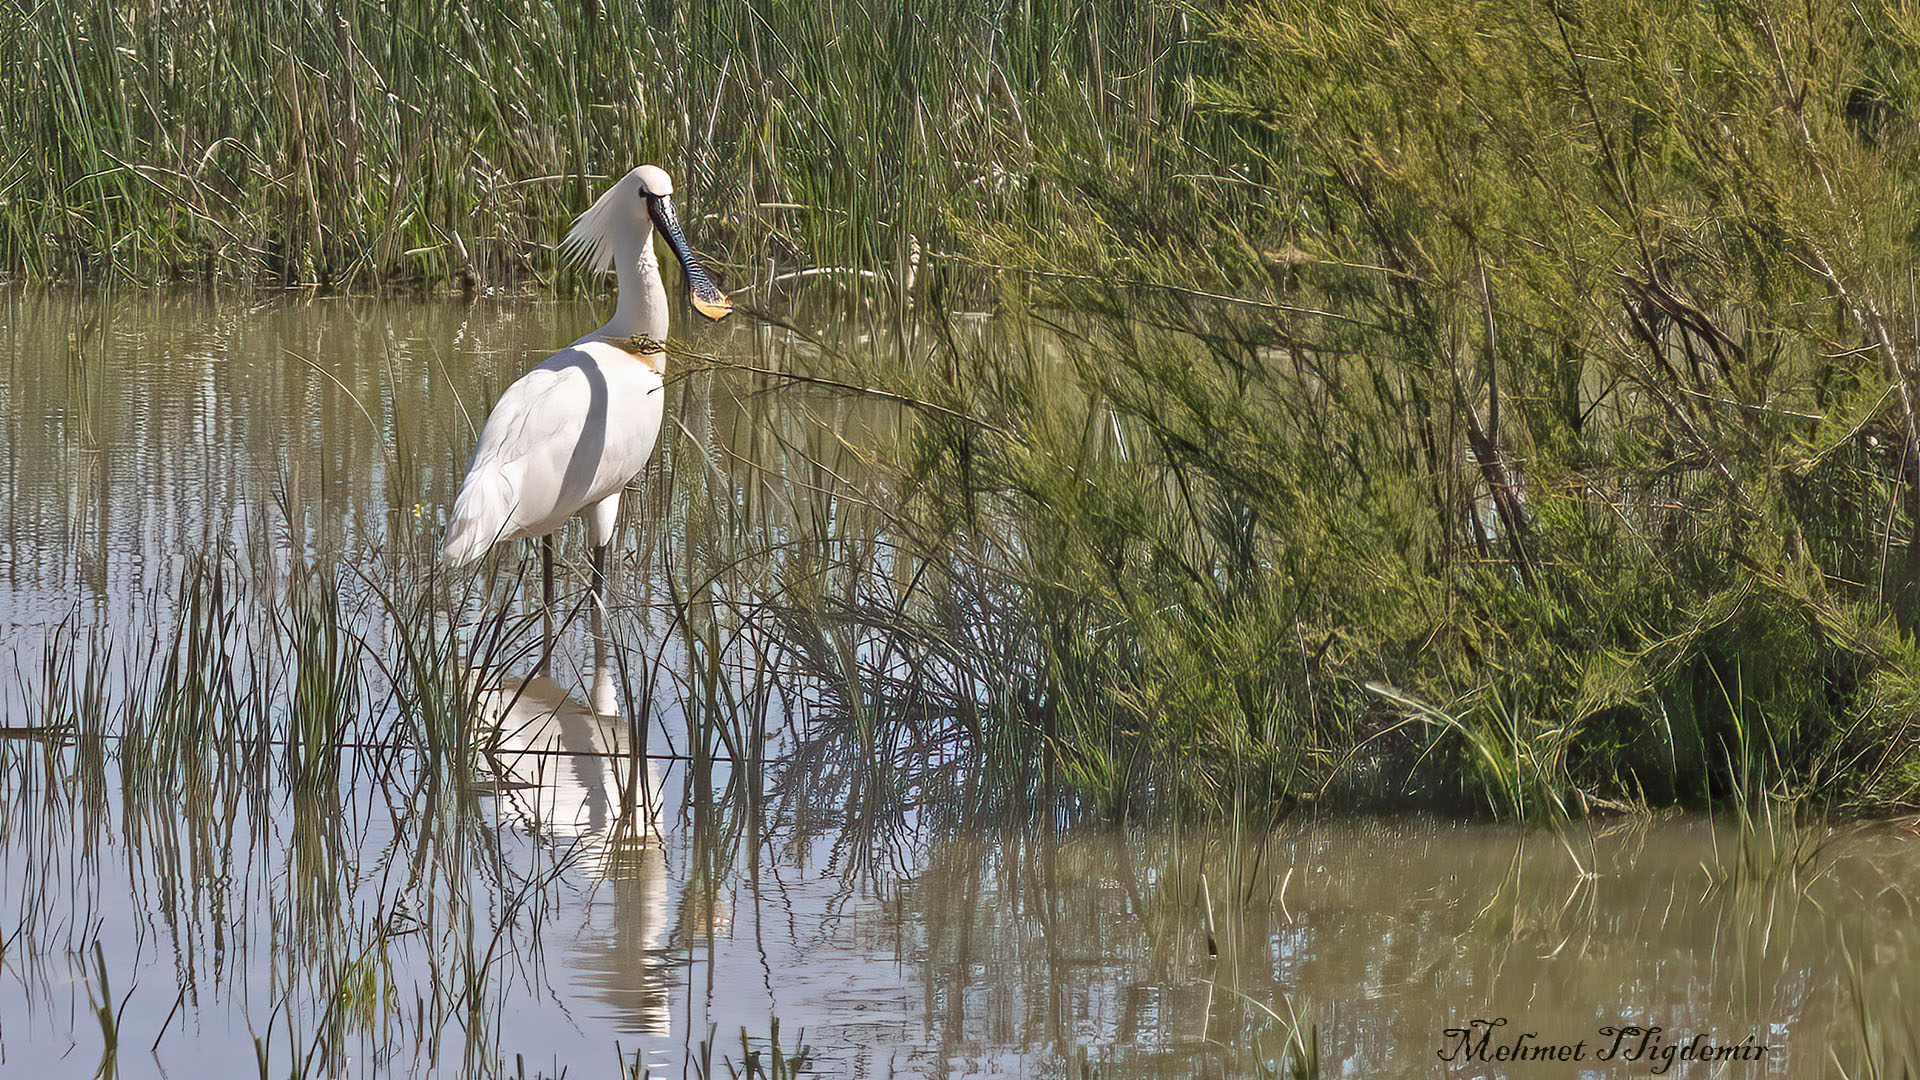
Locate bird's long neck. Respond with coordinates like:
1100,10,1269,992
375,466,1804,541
592,225,669,366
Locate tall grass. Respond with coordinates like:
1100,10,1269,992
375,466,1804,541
0,0,1197,293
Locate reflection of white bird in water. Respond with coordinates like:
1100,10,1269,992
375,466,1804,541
443,165,731,680
480,674,673,1034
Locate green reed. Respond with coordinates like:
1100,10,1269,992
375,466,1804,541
672,1018,812,1080
1,553,617,1076
0,0,1197,293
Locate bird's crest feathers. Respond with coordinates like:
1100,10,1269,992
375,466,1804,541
560,177,633,275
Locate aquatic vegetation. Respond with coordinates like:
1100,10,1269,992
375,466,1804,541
19,0,1920,816
19,0,1920,1069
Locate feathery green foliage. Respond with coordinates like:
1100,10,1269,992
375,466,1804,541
771,0,1920,816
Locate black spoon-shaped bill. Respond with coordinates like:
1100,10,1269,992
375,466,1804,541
648,195,732,320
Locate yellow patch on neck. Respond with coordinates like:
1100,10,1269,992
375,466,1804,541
602,334,669,373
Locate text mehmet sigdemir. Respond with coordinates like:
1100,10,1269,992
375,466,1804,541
1438,1017,1773,1073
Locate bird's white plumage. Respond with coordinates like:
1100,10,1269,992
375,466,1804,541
443,341,665,565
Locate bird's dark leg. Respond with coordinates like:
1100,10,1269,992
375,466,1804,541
590,540,609,628
535,534,556,675
588,540,615,713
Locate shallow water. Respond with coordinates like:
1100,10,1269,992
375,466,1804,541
1,289,1917,1077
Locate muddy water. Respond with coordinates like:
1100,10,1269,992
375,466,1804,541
0,289,1915,1077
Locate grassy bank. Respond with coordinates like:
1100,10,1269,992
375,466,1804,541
15,0,1920,820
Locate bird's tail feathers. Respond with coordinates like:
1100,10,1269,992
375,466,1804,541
442,468,518,567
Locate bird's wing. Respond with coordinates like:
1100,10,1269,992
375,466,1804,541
442,355,604,565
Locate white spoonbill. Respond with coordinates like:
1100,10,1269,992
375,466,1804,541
443,165,730,670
